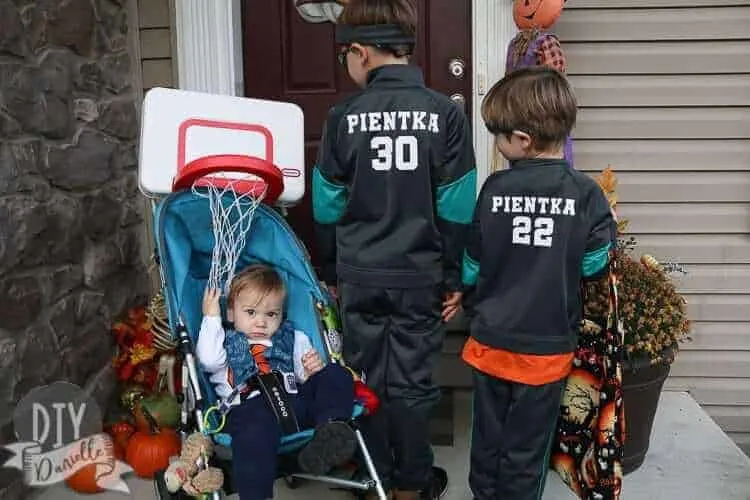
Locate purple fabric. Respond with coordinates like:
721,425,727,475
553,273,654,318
505,32,575,167
506,33,541,72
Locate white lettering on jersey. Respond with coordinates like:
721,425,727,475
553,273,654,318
368,112,381,132
491,195,577,248
346,111,440,134
371,135,418,171
491,196,576,216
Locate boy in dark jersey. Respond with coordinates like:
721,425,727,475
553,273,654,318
460,66,617,500
312,1,477,498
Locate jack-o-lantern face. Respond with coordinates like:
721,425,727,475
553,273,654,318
513,0,565,30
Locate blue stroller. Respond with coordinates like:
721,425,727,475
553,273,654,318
145,154,387,499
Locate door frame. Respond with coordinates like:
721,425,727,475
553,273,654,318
171,0,516,185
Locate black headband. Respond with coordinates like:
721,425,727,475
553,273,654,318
335,23,415,46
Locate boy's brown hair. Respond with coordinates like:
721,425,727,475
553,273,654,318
481,66,577,153
337,0,417,57
227,264,285,308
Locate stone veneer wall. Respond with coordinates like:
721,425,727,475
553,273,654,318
0,0,148,496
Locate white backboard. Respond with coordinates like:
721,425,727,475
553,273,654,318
138,87,305,205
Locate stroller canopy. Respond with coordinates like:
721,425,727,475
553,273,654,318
154,190,331,371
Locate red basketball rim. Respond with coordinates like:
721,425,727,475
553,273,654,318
172,154,285,205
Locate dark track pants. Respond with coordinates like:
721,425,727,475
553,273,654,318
469,369,565,500
226,364,353,500
339,281,445,492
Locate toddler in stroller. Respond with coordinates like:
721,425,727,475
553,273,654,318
197,263,358,499
150,158,387,500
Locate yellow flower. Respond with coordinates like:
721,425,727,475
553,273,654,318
129,343,157,365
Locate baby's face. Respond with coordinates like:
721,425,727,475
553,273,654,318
231,288,284,340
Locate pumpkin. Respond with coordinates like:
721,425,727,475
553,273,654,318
513,0,565,31
125,428,181,479
65,464,104,494
126,428,181,479
126,405,181,479
112,442,126,462
133,392,180,432
105,421,135,461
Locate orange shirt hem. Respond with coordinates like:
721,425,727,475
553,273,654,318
461,336,574,386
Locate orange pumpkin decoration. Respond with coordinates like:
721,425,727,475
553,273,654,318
65,463,105,494
513,0,565,30
125,406,181,479
105,422,135,461
125,428,181,479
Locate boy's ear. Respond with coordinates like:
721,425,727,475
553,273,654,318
350,43,368,64
513,130,533,151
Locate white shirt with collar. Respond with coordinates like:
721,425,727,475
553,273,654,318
196,315,314,406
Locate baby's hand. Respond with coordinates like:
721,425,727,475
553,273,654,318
202,288,221,316
302,350,324,378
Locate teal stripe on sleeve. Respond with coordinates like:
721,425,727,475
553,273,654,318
312,166,347,224
582,242,612,277
436,169,477,224
462,250,480,286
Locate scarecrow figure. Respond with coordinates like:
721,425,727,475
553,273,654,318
506,0,574,165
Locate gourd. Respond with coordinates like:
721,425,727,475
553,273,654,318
133,392,180,432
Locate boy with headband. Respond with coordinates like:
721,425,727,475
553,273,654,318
312,1,477,498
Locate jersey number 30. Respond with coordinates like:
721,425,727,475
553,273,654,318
512,216,554,247
371,136,418,171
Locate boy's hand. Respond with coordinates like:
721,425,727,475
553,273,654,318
302,350,324,378
442,291,463,323
203,288,220,316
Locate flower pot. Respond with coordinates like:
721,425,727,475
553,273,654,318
622,357,671,474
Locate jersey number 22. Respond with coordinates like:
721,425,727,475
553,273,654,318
512,216,554,247
371,136,418,171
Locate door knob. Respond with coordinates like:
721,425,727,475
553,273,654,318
448,58,465,79
450,93,466,110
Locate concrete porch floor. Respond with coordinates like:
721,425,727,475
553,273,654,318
33,391,750,500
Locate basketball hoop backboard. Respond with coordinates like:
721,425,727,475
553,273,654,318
138,87,305,206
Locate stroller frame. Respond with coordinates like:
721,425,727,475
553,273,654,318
147,188,387,500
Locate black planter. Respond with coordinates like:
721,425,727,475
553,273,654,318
621,357,671,474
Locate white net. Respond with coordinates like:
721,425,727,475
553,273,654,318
191,175,267,296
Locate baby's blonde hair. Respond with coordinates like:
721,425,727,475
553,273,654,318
227,264,285,308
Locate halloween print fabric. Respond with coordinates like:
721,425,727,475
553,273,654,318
551,268,626,500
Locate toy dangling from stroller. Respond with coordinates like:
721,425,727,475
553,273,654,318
139,88,387,500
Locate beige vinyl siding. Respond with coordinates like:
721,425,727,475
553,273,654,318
131,0,177,294
137,0,176,91
558,1,750,453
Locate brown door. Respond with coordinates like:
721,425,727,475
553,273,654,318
242,0,472,272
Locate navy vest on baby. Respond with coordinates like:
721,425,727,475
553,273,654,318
224,320,296,386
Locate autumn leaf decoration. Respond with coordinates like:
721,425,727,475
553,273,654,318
594,166,629,233
112,306,158,383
